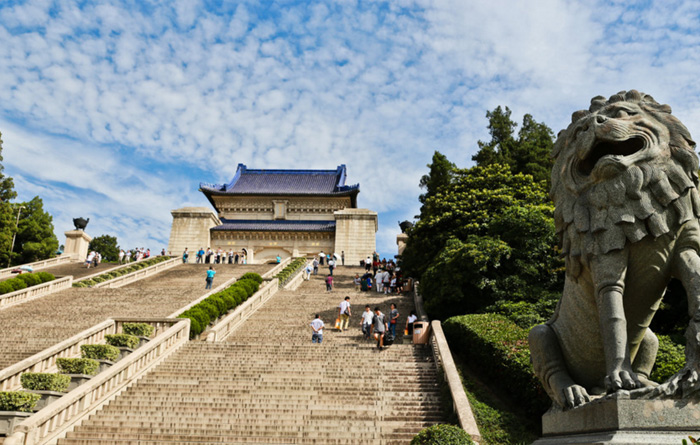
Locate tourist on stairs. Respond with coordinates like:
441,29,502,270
361,305,373,339
310,314,324,344
371,307,388,350
205,266,216,289
388,303,399,339
325,274,333,292
337,296,351,331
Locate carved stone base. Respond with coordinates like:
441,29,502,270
533,395,700,445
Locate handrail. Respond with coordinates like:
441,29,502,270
430,320,482,444
283,261,310,291
4,318,189,445
260,257,292,279
0,319,114,392
0,255,74,279
0,276,73,312
414,281,481,444
91,257,180,289
206,279,279,342
76,256,174,284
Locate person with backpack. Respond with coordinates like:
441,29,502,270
388,303,399,338
205,266,216,289
325,274,333,292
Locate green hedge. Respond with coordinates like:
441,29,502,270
0,391,41,412
0,272,55,295
20,372,71,392
411,424,474,445
72,256,171,287
81,344,120,361
122,322,155,338
273,258,307,285
105,334,139,349
178,273,263,338
56,358,99,376
651,334,685,383
443,314,550,415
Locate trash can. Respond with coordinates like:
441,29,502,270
413,321,430,344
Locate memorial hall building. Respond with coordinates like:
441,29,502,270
167,164,377,264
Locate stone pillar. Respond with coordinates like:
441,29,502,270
333,209,377,266
64,230,92,261
167,207,221,257
397,233,408,256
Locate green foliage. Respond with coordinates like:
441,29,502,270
651,335,685,383
472,106,554,184
0,391,40,412
16,273,41,286
56,358,99,376
88,234,120,262
403,163,562,319
105,334,139,349
239,272,263,284
20,372,71,392
72,256,171,287
443,314,550,416
273,258,307,285
418,151,456,217
486,297,558,330
9,196,59,266
410,424,473,445
122,322,155,338
1,277,27,293
35,272,55,282
81,344,120,361
0,281,13,294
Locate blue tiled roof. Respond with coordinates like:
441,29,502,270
211,219,336,232
200,164,359,196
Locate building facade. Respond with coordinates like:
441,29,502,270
167,164,377,264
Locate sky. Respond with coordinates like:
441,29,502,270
1,0,700,259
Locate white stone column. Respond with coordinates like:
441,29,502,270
333,209,377,265
64,230,92,261
167,207,221,256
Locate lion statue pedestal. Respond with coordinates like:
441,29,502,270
530,91,700,444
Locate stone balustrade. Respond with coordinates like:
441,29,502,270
167,273,245,317
91,257,180,288
413,282,481,444
0,276,73,312
0,255,75,280
260,257,291,279
205,279,279,342
3,318,189,445
282,261,310,291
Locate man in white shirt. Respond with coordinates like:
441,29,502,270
360,305,374,339
338,296,351,331
310,314,324,344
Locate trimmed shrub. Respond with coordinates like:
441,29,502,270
105,334,139,349
179,313,202,339
241,278,260,293
92,277,105,283
7,278,27,292
81,344,120,361
442,313,550,415
0,391,41,412
411,424,474,445
35,272,55,283
186,307,211,328
0,281,14,294
17,273,41,287
236,280,255,297
72,281,89,288
56,358,99,376
122,322,155,338
651,335,685,383
20,372,71,392
239,272,263,284
206,296,227,315
199,301,220,320
220,293,236,311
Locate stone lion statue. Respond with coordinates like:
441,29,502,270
529,90,700,410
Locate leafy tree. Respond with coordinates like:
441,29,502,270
89,234,120,262
418,151,455,207
0,131,16,202
0,132,17,266
472,106,554,184
403,163,563,320
10,196,59,265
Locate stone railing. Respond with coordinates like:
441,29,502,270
0,276,73,312
0,255,74,280
413,281,481,444
167,274,244,317
430,320,481,444
4,318,189,445
91,257,180,288
0,319,113,392
206,279,279,342
260,257,291,279
283,261,310,291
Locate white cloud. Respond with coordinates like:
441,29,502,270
0,0,699,258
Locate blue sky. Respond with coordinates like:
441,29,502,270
1,0,700,258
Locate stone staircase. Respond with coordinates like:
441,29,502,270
57,267,446,444
0,264,270,369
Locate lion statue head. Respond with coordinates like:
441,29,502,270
551,90,700,278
